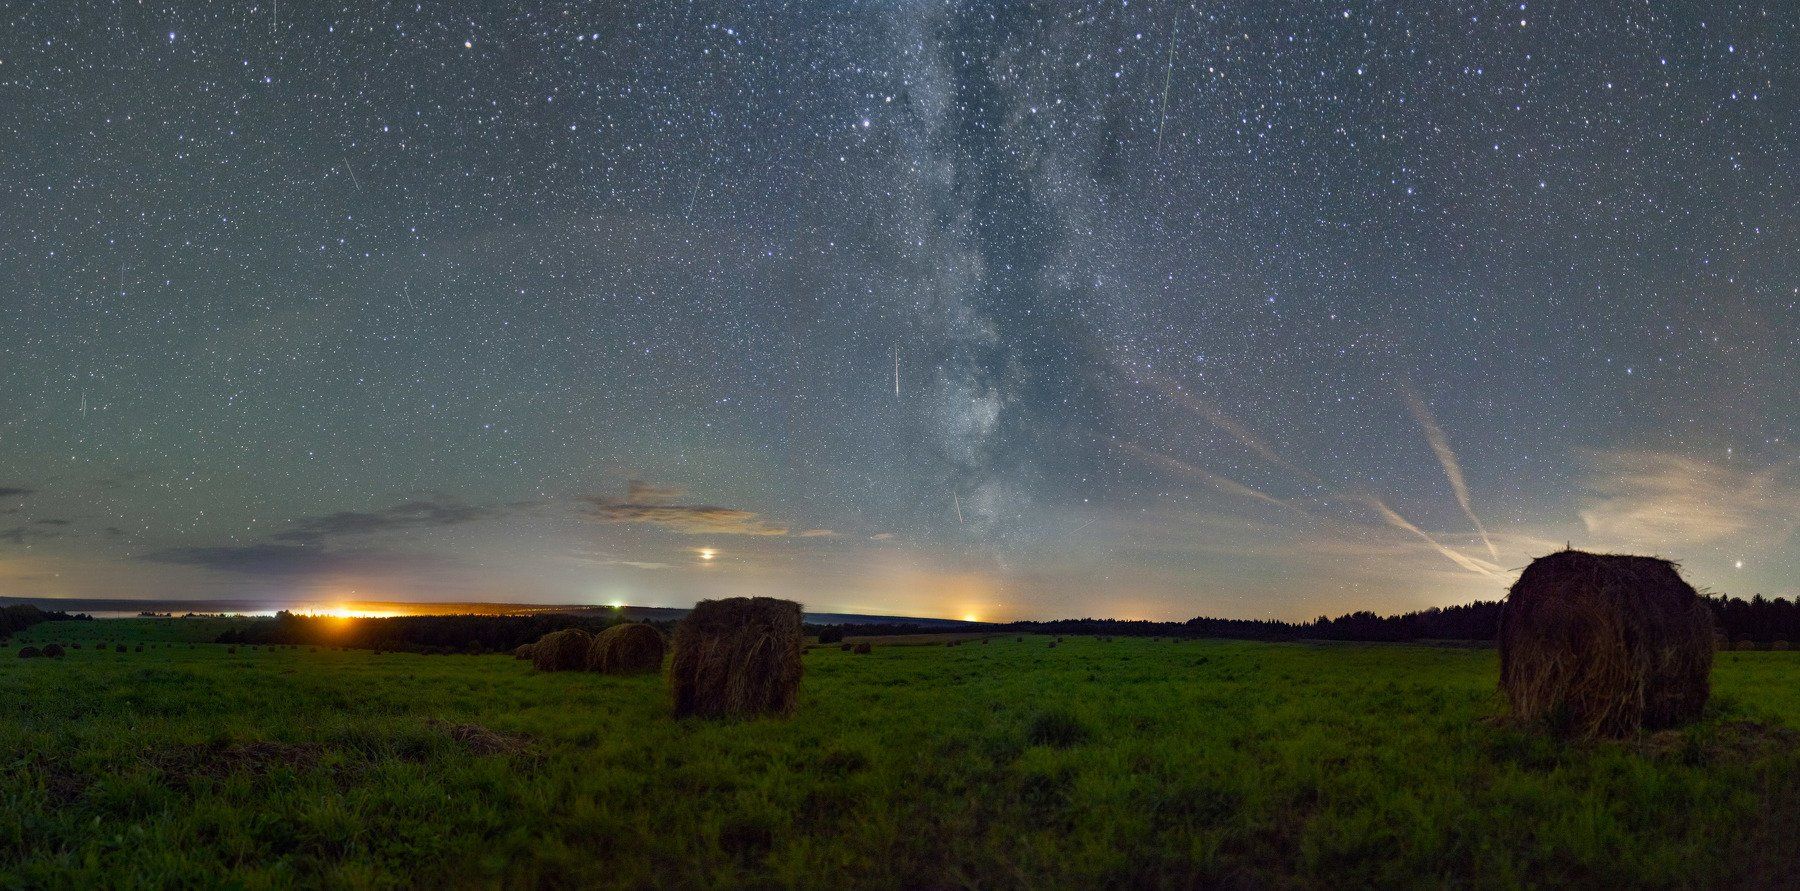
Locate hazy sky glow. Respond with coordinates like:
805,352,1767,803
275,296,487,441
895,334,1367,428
2,3,1794,620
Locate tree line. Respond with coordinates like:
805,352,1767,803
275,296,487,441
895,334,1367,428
0,604,89,641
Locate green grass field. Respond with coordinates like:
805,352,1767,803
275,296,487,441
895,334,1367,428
4,619,1798,887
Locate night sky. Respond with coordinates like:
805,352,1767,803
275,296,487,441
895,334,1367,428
2,2,1794,621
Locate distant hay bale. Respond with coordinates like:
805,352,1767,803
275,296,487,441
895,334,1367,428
513,644,536,660
116,644,127,653
1773,641,1792,651
587,623,667,675
1047,641,1057,649
17,646,41,659
838,642,853,652
1499,549,1713,738
670,597,803,719
851,642,871,655
42,644,65,659
1735,639,1758,651
227,646,237,654
530,629,593,672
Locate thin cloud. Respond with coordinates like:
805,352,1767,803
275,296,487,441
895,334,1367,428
796,529,840,538
1579,450,1800,548
138,543,371,575
1401,387,1498,560
272,497,494,543
581,483,789,536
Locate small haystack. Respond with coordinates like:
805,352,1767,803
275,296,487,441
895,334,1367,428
670,597,802,719
42,644,65,659
17,647,41,659
587,623,667,675
530,629,593,672
1499,549,1714,737
851,641,872,655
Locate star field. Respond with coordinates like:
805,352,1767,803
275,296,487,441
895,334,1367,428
1,2,1794,620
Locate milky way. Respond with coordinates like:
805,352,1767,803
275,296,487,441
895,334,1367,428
1,2,1794,620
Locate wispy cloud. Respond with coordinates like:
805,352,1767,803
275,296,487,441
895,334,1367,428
1401,387,1497,559
272,497,494,543
1579,450,1800,548
581,481,790,536
138,542,420,575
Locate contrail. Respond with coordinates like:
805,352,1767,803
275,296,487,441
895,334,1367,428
1365,495,1500,576
1402,387,1498,560
1151,382,1324,486
1121,443,1301,513
951,491,964,524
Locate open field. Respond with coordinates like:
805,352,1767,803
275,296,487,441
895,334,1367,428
4,619,1799,887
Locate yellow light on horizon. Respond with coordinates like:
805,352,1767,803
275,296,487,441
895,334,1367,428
698,548,716,561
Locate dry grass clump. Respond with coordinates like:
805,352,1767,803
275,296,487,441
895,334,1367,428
587,623,667,675
530,629,593,672
670,597,802,719
1499,549,1713,738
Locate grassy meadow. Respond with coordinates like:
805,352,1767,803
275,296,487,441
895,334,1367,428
3,618,1799,887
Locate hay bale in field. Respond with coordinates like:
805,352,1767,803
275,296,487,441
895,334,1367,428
1773,641,1791,651
1735,639,1758,651
227,646,237,654
42,644,65,659
587,623,667,675
17,646,41,659
115,644,127,653
670,596,803,719
839,642,853,652
1499,549,1713,738
1047,641,1057,649
851,642,871,655
530,629,593,672
513,643,536,660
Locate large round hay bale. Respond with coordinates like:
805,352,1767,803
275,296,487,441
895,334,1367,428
587,623,667,675
1734,639,1758,651
42,644,65,659
851,641,872,655
670,597,802,719
1499,550,1713,737
17,646,41,659
1772,640,1791,651
530,629,593,672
